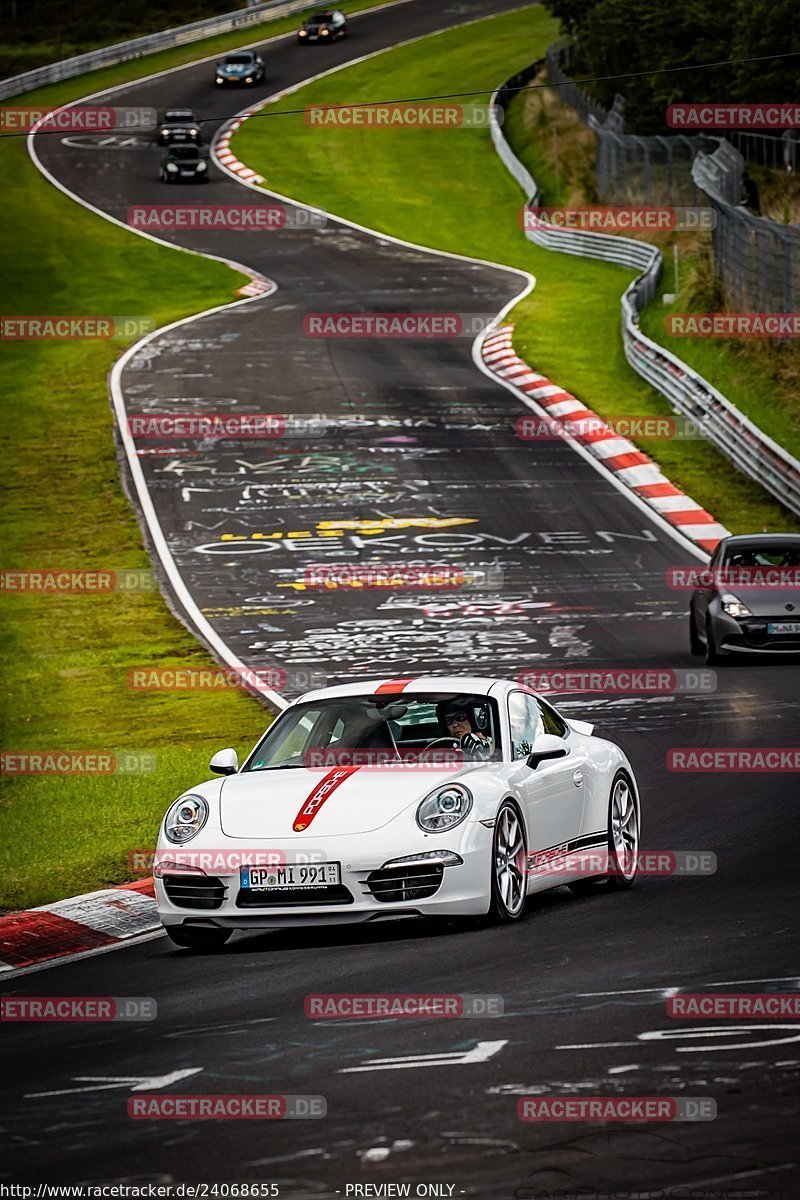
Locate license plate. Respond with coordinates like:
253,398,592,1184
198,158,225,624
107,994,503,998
179,170,194,176
240,863,341,889
767,622,800,634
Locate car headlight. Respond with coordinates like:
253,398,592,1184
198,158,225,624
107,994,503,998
216,76,223,84
416,783,473,832
721,592,752,618
189,128,198,137
166,162,179,172
196,160,207,171
164,794,209,843
299,29,308,36
321,28,330,35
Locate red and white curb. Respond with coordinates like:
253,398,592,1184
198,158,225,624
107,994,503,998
0,879,158,973
215,115,265,185
215,116,274,299
482,326,730,554
236,274,274,298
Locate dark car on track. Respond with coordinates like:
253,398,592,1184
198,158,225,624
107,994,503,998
298,9,348,42
155,108,202,145
214,50,265,85
689,533,800,663
159,144,210,183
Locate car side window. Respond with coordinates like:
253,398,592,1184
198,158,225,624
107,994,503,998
537,698,569,738
508,692,543,760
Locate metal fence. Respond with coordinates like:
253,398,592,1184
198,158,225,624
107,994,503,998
546,43,800,323
489,66,800,519
693,144,800,311
727,129,799,172
590,121,722,207
0,0,325,101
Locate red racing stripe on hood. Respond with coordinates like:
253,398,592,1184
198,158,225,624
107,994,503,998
292,766,361,832
375,677,416,694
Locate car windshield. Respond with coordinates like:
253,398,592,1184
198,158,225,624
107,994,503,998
170,146,200,160
724,543,800,569
164,110,194,122
224,55,252,64
244,693,501,770
307,13,333,23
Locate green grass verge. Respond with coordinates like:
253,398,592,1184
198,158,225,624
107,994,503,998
640,264,800,462
232,5,799,535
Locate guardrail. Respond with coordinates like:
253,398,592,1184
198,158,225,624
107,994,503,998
489,63,800,519
0,0,324,101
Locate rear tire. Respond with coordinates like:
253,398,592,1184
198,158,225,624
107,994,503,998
569,771,639,896
166,926,231,951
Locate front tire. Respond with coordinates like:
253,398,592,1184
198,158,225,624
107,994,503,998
689,608,704,655
490,801,527,922
569,771,639,896
166,926,232,952
705,618,728,665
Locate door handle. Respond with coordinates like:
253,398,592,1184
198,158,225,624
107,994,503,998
572,769,584,787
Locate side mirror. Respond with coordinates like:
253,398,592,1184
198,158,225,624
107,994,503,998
526,734,569,769
210,747,238,776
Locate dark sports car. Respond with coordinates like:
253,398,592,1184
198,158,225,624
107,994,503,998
690,533,800,662
298,10,348,43
155,109,202,144
214,50,265,85
159,145,210,183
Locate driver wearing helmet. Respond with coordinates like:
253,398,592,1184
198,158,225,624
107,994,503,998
435,697,493,761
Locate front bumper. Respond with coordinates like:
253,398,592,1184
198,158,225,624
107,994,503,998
711,610,800,654
156,827,491,929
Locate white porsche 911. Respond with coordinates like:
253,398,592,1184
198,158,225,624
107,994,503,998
155,676,641,950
